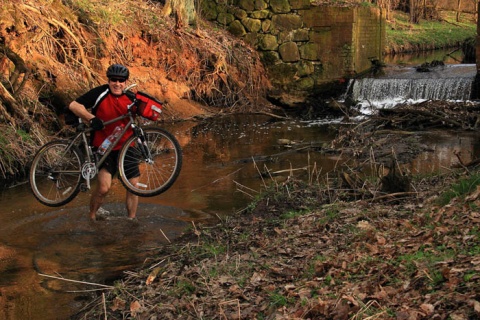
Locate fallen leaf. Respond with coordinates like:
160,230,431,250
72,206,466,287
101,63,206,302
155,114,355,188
110,297,126,311
420,303,434,315
465,185,480,201
130,300,142,316
146,267,162,285
376,234,386,245
357,220,373,230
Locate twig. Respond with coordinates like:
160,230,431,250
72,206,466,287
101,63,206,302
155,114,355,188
148,259,167,270
38,273,114,289
160,228,172,243
102,293,107,320
233,180,256,198
190,168,243,192
369,191,418,202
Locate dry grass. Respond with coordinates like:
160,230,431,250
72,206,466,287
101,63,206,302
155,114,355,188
0,0,273,182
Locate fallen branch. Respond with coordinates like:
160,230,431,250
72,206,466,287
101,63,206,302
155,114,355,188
369,191,418,202
38,273,114,289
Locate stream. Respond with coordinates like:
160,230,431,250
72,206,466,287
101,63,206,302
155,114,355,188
1,115,480,319
1,48,479,319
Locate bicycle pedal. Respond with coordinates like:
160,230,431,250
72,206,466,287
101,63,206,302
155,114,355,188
80,183,90,192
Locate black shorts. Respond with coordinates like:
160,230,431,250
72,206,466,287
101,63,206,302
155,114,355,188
100,150,140,180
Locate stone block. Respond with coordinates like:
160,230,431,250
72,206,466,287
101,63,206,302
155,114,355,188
279,42,300,62
260,51,281,66
200,0,219,20
270,0,291,13
237,0,255,11
291,29,309,42
254,0,268,10
251,10,270,19
217,12,236,25
228,20,247,36
296,60,315,76
231,7,248,19
259,34,279,51
272,14,303,31
262,20,272,32
242,17,262,32
299,42,319,61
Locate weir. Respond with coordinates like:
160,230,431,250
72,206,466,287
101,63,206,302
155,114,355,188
347,64,476,108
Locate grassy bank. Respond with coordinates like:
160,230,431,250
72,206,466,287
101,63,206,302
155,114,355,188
385,10,477,54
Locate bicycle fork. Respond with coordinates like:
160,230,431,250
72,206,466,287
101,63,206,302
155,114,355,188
135,127,154,163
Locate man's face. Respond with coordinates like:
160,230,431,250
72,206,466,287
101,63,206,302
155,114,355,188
108,77,127,95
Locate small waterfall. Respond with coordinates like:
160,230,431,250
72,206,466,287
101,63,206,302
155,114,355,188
346,64,476,110
352,77,473,101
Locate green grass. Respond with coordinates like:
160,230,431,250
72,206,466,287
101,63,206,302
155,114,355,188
268,290,294,308
437,173,480,206
395,247,456,289
386,11,476,51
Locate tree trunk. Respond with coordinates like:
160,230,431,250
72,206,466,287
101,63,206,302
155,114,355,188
456,0,462,22
409,0,419,23
162,0,197,29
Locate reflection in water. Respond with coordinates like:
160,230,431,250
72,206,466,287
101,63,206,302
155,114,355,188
1,115,480,319
383,48,468,66
408,130,480,174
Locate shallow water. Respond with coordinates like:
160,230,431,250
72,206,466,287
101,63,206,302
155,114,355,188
1,114,480,319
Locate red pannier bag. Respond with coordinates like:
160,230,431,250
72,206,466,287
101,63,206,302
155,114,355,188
135,91,162,121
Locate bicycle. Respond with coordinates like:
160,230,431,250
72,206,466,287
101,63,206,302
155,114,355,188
29,85,182,207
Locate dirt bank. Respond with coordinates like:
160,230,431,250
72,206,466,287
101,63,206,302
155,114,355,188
0,0,275,184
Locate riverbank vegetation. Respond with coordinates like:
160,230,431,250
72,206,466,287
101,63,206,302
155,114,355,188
76,102,480,319
385,10,477,55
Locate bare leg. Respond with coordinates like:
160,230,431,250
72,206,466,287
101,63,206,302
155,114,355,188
89,169,112,220
126,176,139,219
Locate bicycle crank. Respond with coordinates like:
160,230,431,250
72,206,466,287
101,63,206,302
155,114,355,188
82,162,97,179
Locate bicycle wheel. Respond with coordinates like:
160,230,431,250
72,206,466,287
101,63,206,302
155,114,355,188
118,127,182,196
29,140,83,207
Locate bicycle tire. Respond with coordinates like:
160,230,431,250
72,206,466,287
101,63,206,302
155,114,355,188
118,127,182,197
29,140,83,207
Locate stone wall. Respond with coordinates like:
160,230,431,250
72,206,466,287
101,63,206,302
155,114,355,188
201,0,385,105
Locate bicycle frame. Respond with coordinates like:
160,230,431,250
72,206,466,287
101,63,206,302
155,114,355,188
66,101,140,191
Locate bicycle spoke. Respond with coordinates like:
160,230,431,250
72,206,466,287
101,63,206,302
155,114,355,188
30,141,83,207
118,128,182,197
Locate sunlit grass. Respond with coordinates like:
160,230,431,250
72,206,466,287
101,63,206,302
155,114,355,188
386,10,476,51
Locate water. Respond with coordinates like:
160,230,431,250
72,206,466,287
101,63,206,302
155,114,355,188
2,115,480,319
346,63,477,112
1,53,479,318
0,115,340,319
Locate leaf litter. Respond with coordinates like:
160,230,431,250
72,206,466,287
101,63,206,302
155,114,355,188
75,101,480,319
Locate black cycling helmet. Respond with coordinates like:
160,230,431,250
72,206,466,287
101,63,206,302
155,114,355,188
106,64,129,79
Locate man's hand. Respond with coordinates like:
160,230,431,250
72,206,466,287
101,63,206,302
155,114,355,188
89,117,104,131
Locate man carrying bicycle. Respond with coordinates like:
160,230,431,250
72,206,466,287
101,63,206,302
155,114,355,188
69,64,140,221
